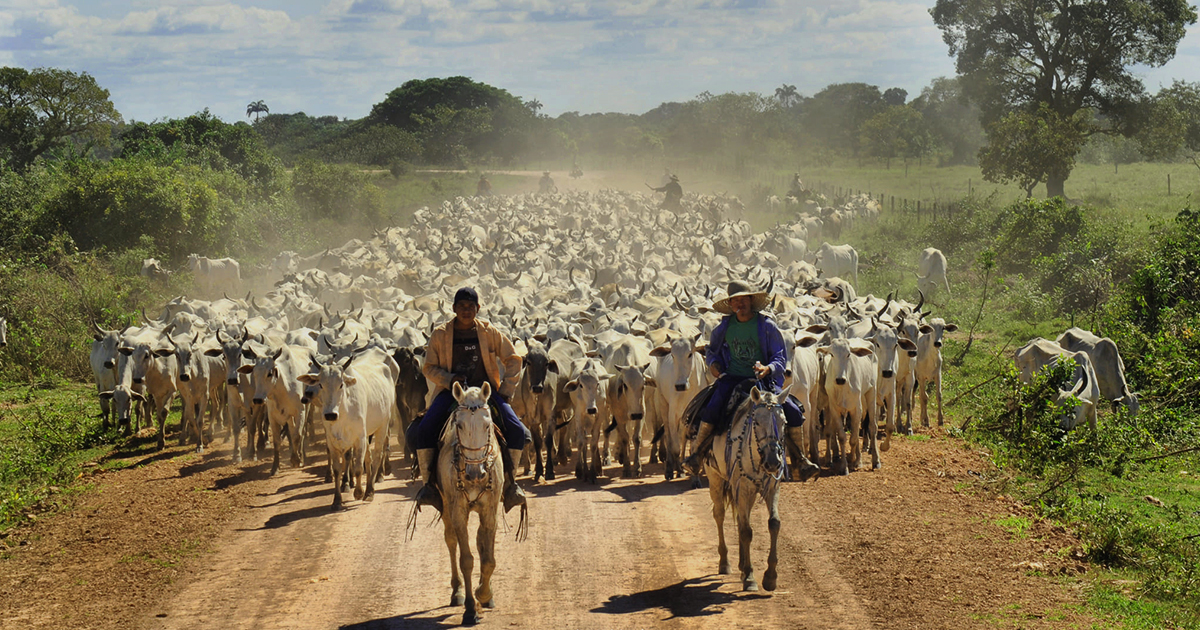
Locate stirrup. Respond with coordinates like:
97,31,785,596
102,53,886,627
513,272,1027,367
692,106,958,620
502,481,527,514
415,483,442,513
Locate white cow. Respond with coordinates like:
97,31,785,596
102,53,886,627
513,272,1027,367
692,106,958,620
170,332,224,453
599,334,653,478
90,323,124,430
188,254,241,297
819,337,879,474
299,347,399,510
1055,328,1138,416
562,357,610,483
814,243,859,287
789,335,824,465
239,343,312,475
119,326,179,450
916,248,950,301
867,321,917,449
648,334,709,482
914,317,958,427
1015,338,1100,430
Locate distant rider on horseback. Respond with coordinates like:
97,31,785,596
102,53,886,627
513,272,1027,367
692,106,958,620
538,171,557,194
647,173,683,210
476,174,493,197
683,280,818,478
410,287,530,513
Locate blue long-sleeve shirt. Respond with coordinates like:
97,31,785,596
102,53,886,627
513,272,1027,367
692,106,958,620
705,313,787,390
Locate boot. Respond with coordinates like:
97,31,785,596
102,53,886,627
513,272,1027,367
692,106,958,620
787,426,820,481
414,448,442,512
683,422,716,476
502,448,528,514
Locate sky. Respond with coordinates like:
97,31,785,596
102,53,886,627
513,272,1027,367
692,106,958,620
2,0,1199,124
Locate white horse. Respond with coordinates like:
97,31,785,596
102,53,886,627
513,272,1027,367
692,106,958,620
704,386,786,592
434,382,517,626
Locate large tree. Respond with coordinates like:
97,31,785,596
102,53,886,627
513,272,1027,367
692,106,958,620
910,77,985,166
931,0,1197,197
802,83,885,155
0,66,121,172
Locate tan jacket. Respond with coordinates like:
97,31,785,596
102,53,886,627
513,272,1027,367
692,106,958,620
423,318,522,399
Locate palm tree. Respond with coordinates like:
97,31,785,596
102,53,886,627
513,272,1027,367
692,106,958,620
246,100,269,122
774,84,799,108
526,99,543,115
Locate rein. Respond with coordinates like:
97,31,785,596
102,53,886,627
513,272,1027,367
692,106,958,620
725,398,787,505
451,402,497,497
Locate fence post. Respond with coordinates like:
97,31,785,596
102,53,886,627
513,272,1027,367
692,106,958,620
1168,173,1171,196
917,200,921,221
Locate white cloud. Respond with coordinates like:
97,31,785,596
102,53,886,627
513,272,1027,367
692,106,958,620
0,0,1196,124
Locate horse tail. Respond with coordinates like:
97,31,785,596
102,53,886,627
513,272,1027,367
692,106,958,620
650,425,665,444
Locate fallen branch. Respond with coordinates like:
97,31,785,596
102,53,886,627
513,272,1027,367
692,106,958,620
1135,446,1200,463
947,373,1004,408
1034,464,1080,501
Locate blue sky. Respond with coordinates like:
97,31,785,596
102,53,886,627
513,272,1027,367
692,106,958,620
2,0,1198,124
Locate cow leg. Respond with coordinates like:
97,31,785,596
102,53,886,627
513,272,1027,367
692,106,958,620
589,420,603,483
269,419,282,476
531,426,545,483
156,401,168,451
865,408,882,470
353,436,368,501
287,416,303,468
444,521,465,607
935,373,945,426
99,394,111,431
364,435,380,502
832,411,848,476
475,507,497,609
543,419,556,481
737,502,758,592
847,409,862,472
630,417,643,478
195,396,207,454
226,391,242,463
572,419,586,480
330,449,345,511
709,470,730,574
763,491,781,591
919,379,931,427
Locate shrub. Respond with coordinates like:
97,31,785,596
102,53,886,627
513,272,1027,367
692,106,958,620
292,159,384,226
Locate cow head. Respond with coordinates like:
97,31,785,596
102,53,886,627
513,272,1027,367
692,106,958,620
238,344,285,405
91,323,122,370
817,338,875,386
1053,353,1094,430
521,341,558,395
564,360,606,416
297,355,356,421
99,385,145,429
866,321,915,380
649,334,705,392
171,332,207,383
917,317,958,349
206,329,244,386
611,363,650,421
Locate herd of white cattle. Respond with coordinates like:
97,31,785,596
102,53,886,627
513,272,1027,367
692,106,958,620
79,188,1137,508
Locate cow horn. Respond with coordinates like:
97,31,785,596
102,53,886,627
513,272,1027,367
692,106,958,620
140,308,150,324
217,329,228,344
915,289,925,313
766,273,775,295
245,290,251,302
272,347,283,360
93,321,106,337
192,332,200,344
321,334,332,348
337,321,347,332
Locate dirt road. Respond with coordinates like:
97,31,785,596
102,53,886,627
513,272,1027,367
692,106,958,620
2,433,1099,630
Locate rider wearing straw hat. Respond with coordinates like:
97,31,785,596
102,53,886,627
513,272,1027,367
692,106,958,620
683,280,816,477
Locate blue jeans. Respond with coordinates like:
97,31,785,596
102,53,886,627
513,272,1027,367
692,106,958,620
700,375,804,431
407,389,530,451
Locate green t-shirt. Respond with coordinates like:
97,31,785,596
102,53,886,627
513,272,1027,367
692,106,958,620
725,315,761,378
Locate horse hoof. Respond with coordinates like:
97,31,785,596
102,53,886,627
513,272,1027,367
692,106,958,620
744,580,760,592
452,593,465,607
719,562,732,575
363,491,375,502
462,611,480,626
763,571,777,591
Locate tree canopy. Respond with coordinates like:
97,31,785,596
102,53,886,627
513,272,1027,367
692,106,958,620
0,66,122,172
931,0,1197,197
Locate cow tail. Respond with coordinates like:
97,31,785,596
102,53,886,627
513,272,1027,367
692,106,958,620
650,425,665,444
604,417,618,435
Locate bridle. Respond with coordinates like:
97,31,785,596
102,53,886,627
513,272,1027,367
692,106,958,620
451,400,496,495
725,394,787,503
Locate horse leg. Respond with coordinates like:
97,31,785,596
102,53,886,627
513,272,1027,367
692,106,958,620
444,521,464,607
762,490,781,591
709,470,730,574
456,520,479,626
737,500,758,592
475,507,497,609
543,417,556,481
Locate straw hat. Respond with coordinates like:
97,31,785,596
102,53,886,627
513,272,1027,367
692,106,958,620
712,280,770,315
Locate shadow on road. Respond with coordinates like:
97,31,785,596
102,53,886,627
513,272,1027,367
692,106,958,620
591,575,769,619
340,608,458,629
239,502,336,530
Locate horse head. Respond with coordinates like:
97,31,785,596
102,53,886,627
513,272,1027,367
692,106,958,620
747,386,787,477
451,381,495,482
